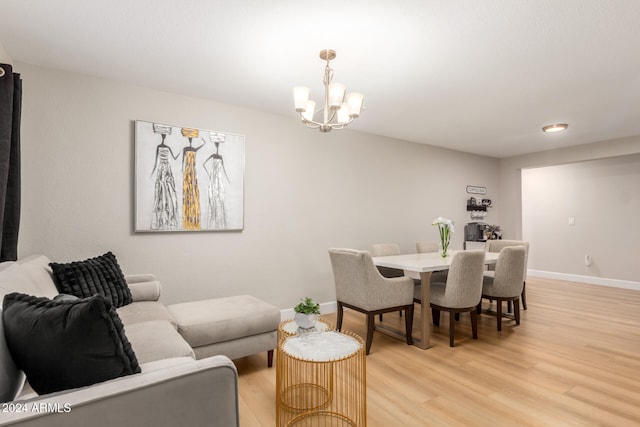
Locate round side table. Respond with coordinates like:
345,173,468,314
276,330,366,427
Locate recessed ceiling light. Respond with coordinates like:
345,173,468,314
542,123,568,133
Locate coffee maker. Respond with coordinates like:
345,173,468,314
464,222,487,241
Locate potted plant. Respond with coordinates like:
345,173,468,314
294,297,320,329
486,224,501,240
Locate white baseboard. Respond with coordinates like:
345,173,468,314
528,269,640,291
280,301,338,321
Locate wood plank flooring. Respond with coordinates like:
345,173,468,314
234,277,640,426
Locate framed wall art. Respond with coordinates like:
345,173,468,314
134,120,245,232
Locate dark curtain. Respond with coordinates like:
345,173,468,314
0,63,21,262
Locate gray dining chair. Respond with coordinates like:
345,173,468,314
328,248,415,355
371,243,406,320
426,250,485,347
415,241,438,253
415,241,448,284
479,246,526,331
371,243,404,278
484,240,530,309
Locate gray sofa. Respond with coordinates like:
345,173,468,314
0,254,278,426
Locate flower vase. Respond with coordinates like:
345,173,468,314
440,239,450,258
433,217,454,258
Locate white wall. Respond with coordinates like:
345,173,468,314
522,155,640,282
0,41,12,65
499,136,640,286
15,62,500,309
499,136,640,240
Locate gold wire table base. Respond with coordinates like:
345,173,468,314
280,383,332,412
276,330,366,427
288,410,358,427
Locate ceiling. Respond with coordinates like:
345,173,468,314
1,0,640,158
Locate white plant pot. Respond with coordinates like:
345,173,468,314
294,312,318,329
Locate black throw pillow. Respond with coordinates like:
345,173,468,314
2,293,141,395
49,252,132,308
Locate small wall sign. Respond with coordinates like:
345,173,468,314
466,185,487,195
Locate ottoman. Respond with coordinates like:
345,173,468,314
167,295,280,367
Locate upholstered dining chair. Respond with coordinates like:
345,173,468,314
424,250,485,347
371,243,404,278
415,241,448,284
415,241,438,253
479,246,526,331
371,243,405,321
328,248,415,355
484,240,530,309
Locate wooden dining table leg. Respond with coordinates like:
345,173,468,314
417,271,432,349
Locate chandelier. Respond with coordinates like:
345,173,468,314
293,49,364,132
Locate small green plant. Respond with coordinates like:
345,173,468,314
294,297,320,315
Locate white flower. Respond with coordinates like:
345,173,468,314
432,217,454,232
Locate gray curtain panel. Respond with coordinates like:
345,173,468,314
0,63,21,262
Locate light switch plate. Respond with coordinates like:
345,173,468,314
568,217,575,225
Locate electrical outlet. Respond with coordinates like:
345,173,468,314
568,217,575,225
584,254,592,266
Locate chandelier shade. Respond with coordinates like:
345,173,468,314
293,49,364,132
293,87,311,112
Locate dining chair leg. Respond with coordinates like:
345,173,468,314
336,302,344,331
432,308,440,326
521,282,528,310
379,314,383,321
496,300,503,332
476,301,482,314
365,313,375,355
514,298,521,326
449,311,456,347
454,313,460,321
471,309,478,340
405,305,414,346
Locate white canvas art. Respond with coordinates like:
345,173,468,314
134,120,245,232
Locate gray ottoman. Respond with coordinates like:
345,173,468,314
167,295,280,367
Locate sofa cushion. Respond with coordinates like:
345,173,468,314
49,252,133,308
124,320,195,364
126,279,162,302
2,293,140,395
0,256,58,301
139,356,194,373
117,301,177,328
16,255,59,299
167,295,280,348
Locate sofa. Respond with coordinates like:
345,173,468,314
0,254,280,426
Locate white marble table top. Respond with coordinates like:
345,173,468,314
282,331,361,361
282,319,331,335
372,250,499,273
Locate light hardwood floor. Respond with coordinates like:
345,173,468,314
235,277,640,426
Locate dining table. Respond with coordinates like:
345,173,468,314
372,249,499,349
